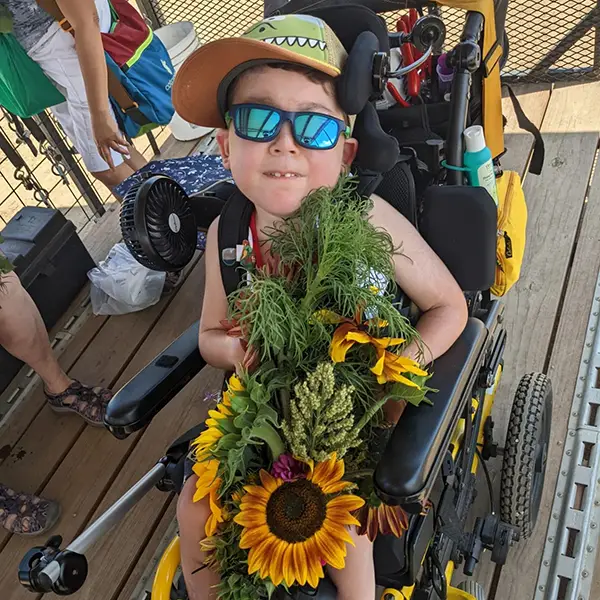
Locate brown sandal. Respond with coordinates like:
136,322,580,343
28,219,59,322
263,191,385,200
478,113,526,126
45,380,113,427
0,484,61,536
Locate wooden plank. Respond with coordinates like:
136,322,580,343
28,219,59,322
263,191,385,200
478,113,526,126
472,81,600,594
73,366,222,600
0,312,108,473
0,258,208,600
153,133,198,161
79,201,122,264
492,81,600,442
68,254,217,600
501,84,552,178
0,257,198,553
491,136,600,599
117,500,178,600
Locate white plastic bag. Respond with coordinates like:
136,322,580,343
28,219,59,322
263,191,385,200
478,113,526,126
87,243,166,315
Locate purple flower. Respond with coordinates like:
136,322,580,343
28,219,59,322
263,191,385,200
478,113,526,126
271,454,306,482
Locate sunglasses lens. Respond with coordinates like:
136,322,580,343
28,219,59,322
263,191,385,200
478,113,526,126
294,114,341,149
233,106,281,140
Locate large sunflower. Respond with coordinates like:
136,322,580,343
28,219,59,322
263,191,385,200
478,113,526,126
234,454,364,588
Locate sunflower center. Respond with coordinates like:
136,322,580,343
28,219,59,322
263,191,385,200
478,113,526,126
266,479,327,543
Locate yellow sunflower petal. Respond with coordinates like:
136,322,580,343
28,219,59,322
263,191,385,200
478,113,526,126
282,542,296,588
345,331,373,344
326,509,362,527
207,409,227,421
228,374,244,392
320,479,352,495
235,509,267,529
328,493,366,513
314,529,346,570
322,520,355,546
330,338,355,363
239,524,270,549
293,543,308,586
259,469,280,493
371,352,386,376
269,539,290,586
304,538,324,589
247,537,274,575
310,453,339,487
241,485,270,503
387,372,420,387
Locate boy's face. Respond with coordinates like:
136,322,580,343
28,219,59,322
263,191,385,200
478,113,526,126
216,66,358,219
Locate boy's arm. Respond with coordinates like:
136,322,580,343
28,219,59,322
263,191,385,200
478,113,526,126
368,195,468,365
199,218,246,371
56,0,130,166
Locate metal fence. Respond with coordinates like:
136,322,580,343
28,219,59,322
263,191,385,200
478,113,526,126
0,108,164,235
136,0,600,84
0,109,109,233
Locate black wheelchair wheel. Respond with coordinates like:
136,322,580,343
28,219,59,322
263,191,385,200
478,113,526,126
500,373,552,540
456,580,486,600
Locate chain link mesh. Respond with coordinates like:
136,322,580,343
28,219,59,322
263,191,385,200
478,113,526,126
139,0,600,83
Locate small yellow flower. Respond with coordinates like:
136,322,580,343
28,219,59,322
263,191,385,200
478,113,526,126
330,322,405,364
370,348,428,386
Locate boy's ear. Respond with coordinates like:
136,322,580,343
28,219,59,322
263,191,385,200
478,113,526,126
341,137,358,171
216,128,231,169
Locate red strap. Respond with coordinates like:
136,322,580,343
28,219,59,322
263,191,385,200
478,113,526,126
249,211,264,269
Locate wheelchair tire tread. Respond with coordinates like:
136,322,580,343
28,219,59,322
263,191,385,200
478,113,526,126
499,372,552,540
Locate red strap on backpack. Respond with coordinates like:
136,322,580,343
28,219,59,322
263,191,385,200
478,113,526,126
100,0,150,68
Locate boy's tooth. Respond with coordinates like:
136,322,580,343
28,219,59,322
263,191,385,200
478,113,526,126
308,39,318,48
275,37,286,45
286,37,297,45
296,37,307,46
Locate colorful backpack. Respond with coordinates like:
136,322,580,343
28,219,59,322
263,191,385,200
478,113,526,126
36,0,175,138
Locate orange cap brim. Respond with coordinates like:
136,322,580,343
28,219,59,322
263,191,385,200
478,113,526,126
172,37,341,129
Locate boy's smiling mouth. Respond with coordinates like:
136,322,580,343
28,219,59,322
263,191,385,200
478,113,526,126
264,171,303,178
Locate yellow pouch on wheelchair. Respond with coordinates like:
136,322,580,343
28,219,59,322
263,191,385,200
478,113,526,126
491,170,527,296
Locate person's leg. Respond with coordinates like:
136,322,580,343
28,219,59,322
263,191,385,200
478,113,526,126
177,475,220,600
0,272,71,394
0,271,112,425
0,483,60,536
327,528,376,600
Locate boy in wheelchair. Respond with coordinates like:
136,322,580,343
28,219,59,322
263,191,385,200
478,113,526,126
172,13,468,600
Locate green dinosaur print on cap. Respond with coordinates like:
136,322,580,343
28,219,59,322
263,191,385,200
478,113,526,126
242,14,345,72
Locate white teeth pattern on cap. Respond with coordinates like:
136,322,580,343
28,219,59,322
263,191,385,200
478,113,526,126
261,36,327,50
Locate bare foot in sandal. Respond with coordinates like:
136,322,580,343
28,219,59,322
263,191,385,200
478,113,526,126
45,380,113,427
0,484,61,536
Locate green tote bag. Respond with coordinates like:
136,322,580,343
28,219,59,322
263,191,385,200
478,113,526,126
0,6,65,118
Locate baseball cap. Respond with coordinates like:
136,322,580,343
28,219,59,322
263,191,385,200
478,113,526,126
172,14,349,129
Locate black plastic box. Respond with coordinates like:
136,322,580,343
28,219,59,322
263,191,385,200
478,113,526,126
0,207,96,394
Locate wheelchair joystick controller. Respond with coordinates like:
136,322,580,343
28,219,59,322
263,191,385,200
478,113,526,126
18,535,88,595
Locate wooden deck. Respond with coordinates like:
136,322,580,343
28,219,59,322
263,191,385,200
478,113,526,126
1,81,600,600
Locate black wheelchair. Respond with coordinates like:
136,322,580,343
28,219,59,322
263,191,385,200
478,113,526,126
18,1,551,599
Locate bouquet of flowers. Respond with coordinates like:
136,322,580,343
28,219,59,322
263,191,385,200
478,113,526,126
191,176,435,599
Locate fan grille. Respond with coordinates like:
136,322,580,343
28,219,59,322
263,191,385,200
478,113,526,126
120,176,197,272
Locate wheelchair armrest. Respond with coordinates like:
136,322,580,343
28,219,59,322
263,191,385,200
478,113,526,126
104,321,205,439
374,318,487,510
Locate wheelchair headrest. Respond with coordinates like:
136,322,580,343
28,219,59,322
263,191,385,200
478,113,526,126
301,5,399,174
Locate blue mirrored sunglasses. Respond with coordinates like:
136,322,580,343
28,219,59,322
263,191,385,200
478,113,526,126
225,103,351,150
